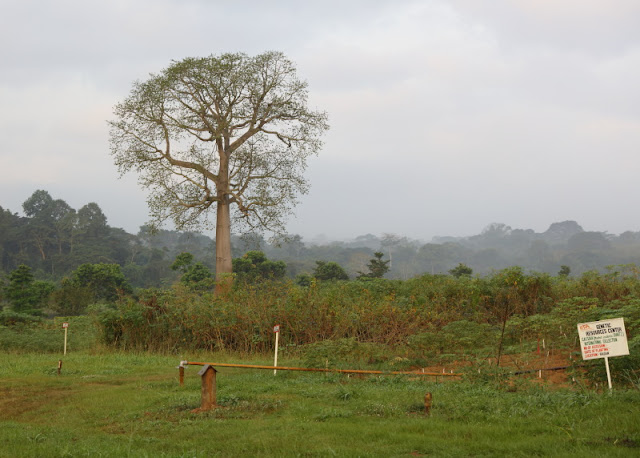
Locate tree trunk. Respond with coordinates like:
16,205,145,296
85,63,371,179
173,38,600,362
35,236,46,261
214,196,233,295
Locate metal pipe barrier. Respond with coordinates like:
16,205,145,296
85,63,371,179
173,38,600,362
178,360,461,412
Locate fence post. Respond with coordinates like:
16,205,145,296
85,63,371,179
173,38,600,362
179,366,184,386
198,364,217,410
424,392,432,416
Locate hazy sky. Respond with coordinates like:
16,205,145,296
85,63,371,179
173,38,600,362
1,0,639,241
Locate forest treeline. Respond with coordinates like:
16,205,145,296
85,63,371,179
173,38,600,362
3,190,640,289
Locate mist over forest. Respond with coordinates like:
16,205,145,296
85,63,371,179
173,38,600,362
2,190,640,288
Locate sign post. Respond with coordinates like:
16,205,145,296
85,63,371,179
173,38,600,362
62,322,69,355
273,325,280,375
577,318,629,390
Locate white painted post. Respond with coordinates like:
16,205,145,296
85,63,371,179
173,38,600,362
273,324,280,375
605,357,612,391
62,322,69,355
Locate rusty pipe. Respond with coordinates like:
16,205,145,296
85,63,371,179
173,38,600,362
181,361,461,377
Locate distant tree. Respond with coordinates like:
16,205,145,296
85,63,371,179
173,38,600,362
295,273,313,287
479,223,512,242
560,252,606,275
472,248,504,272
57,202,119,267
483,267,549,366
50,282,94,316
22,190,56,262
181,263,213,286
140,248,173,287
567,232,611,252
231,233,266,258
349,233,381,249
49,197,76,256
169,252,214,288
381,233,407,269
542,220,584,245
558,265,571,277
449,263,473,278
526,240,555,273
276,234,306,258
66,263,132,302
616,231,640,246
418,242,471,275
0,206,24,272
233,251,286,283
4,264,54,314
75,203,109,239
357,252,390,279
109,51,329,293
171,252,195,274
313,261,349,281
22,191,77,265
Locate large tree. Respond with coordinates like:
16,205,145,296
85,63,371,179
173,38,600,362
109,52,328,292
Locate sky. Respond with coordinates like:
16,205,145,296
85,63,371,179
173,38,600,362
1,0,639,242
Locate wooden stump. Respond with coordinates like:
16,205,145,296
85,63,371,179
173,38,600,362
193,365,217,412
424,392,432,416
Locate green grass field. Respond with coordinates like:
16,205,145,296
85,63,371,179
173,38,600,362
1,351,639,457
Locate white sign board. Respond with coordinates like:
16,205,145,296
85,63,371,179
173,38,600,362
62,322,69,328
577,318,629,360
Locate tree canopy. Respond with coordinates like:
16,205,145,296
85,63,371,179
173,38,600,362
313,261,349,281
232,250,286,283
357,252,390,279
109,51,329,290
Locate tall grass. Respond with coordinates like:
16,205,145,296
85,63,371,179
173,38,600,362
0,314,98,353
94,270,640,356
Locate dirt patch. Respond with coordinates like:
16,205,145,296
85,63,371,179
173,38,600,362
0,385,76,422
418,350,578,387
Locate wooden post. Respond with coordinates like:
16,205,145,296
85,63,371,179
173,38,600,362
198,365,217,411
605,357,613,391
179,366,184,386
57,360,62,376
424,392,432,416
62,322,69,355
273,325,280,376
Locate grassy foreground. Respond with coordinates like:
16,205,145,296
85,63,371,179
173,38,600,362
1,352,639,457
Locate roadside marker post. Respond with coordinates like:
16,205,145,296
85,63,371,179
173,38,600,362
273,324,281,375
577,317,629,391
62,322,69,355
196,365,217,411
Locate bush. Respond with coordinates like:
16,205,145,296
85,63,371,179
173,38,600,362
0,310,43,326
313,261,349,281
302,338,388,368
0,315,98,352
